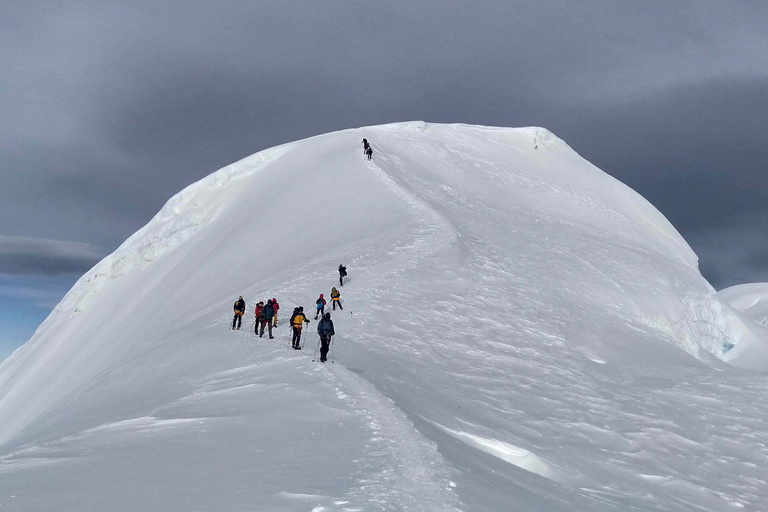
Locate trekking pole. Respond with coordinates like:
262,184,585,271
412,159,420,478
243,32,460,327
330,336,335,363
312,339,321,362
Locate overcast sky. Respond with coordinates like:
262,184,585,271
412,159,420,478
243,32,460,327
2,1,768,359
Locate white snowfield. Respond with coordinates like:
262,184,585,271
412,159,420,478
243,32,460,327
2,122,768,511
719,283,768,326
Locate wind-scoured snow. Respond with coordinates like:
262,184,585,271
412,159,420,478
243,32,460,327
720,283,768,325
2,122,768,511
717,283,768,369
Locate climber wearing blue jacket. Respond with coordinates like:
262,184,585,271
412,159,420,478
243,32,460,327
317,313,335,363
259,299,275,339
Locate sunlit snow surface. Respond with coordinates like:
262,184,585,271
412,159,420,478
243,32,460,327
2,122,768,511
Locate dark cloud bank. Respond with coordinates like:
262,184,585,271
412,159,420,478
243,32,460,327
0,237,104,276
1,1,768,290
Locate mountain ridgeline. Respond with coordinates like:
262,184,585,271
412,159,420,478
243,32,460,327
2,122,767,511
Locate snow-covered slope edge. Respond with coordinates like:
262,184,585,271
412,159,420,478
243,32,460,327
15,142,290,343
2,122,768,511
717,283,768,368
719,283,768,324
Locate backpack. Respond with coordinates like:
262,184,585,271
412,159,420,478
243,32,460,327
318,318,333,335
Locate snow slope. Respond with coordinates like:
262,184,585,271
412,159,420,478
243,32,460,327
717,283,768,369
2,122,768,511
719,283,768,325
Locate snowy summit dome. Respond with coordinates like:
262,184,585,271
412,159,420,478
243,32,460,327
2,122,768,511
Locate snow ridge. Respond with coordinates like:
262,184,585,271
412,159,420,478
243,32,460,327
3,122,768,511
37,145,288,332
325,365,461,511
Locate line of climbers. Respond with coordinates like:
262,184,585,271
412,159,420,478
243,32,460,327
231,264,347,363
362,138,373,160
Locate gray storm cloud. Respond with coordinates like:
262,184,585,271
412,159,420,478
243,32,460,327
0,237,105,276
1,1,768,288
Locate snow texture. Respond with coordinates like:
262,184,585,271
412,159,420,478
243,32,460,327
2,122,768,511
720,283,768,325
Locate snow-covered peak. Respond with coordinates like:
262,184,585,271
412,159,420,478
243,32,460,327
2,122,768,511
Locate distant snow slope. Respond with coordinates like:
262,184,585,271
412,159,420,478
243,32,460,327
719,283,768,325
717,283,768,369
2,122,768,511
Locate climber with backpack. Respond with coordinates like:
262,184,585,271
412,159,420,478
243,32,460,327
315,294,327,320
338,264,347,287
331,287,343,310
232,296,246,330
272,298,280,327
362,138,369,154
289,306,311,350
259,299,275,339
254,301,264,334
317,312,335,363
365,145,373,160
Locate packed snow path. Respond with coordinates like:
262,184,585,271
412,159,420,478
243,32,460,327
335,126,768,511
0,328,459,511
2,122,768,511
